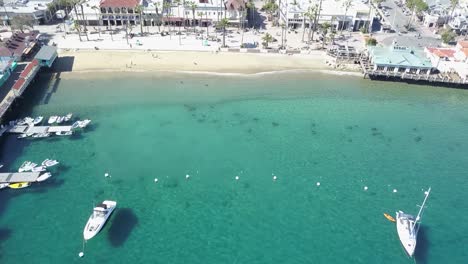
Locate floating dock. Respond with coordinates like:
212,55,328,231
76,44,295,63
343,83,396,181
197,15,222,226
7,125,72,134
0,172,41,183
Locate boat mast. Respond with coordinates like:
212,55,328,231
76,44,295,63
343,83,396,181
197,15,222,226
413,187,431,234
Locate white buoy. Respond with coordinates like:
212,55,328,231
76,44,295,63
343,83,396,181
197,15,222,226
273,175,277,181
235,176,239,180
316,182,320,186
364,186,368,191
424,191,428,195
79,252,84,258
186,174,190,179
393,189,397,193
104,173,109,177
154,178,158,182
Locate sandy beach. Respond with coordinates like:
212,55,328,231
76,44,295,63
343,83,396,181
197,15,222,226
56,49,362,76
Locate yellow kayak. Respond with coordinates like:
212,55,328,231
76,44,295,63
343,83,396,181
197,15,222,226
384,213,396,222
8,182,31,189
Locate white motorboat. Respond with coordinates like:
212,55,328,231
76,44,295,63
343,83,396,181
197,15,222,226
0,183,9,189
56,116,65,124
56,131,73,136
83,200,117,240
396,187,431,257
48,116,58,124
64,113,73,122
32,165,47,172
36,172,52,182
17,117,34,126
80,119,91,127
32,133,50,138
18,161,37,172
33,116,43,125
42,159,59,167
17,134,29,139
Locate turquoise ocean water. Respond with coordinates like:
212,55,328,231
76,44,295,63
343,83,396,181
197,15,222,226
1,71,468,263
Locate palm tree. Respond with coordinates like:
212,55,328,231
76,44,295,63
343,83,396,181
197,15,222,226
135,5,144,34
90,6,101,37
305,5,317,42
0,0,11,27
173,0,182,44
163,1,171,35
262,33,273,48
447,0,459,24
189,1,197,32
311,0,323,42
280,22,286,49
240,6,247,47
154,2,162,32
340,0,352,34
219,17,229,47
320,22,330,48
246,0,255,28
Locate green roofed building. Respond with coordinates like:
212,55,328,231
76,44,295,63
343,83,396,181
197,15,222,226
367,41,433,75
34,46,58,68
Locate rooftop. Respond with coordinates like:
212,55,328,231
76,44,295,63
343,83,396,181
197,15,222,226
99,0,141,8
368,45,432,68
426,47,456,58
34,45,57,61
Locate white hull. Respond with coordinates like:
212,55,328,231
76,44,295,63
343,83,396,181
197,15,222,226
42,159,59,167
0,183,8,189
18,161,37,172
83,200,117,240
36,172,52,182
396,211,417,257
32,165,46,172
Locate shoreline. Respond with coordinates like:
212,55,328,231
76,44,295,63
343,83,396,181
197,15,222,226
56,49,363,77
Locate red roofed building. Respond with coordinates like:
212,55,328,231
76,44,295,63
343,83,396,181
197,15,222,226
12,78,25,91
425,41,468,82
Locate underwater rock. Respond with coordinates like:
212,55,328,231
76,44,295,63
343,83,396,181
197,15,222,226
272,122,279,127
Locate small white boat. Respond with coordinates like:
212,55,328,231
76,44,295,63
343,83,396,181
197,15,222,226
42,159,59,167
56,116,65,124
31,165,46,172
33,116,43,125
83,200,117,240
64,113,73,122
72,120,91,129
32,133,50,138
56,131,73,136
18,161,37,172
396,187,431,257
0,183,9,189
17,134,29,139
48,116,58,124
36,172,52,182
17,117,33,126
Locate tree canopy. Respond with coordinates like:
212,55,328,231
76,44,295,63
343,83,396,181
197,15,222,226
440,28,456,44
11,15,35,32
406,0,428,12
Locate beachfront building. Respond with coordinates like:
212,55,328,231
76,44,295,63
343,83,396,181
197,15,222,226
70,0,247,28
0,0,56,26
366,41,433,75
425,41,468,81
34,45,58,68
0,56,17,87
278,0,374,32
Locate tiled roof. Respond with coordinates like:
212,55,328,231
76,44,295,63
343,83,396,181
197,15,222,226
458,41,468,48
12,78,25,90
100,0,140,8
426,47,456,58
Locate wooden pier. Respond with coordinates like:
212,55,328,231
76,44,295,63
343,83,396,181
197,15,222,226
0,172,41,183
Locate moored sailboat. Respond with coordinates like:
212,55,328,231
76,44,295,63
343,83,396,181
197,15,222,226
396,187,431,257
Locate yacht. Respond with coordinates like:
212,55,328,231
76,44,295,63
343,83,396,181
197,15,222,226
83,200,117,240
31,165,47,172
18,161,37,172
64,113,73,122
36,172,52,182
396,187,431,257
33,116,43,125
42,159,59,167
48,116,58,124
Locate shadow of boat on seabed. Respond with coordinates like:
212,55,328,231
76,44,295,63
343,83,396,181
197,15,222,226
414,226,430,264
107,208,138,247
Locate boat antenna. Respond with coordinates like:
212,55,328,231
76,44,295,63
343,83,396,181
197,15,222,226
413,187,431,235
